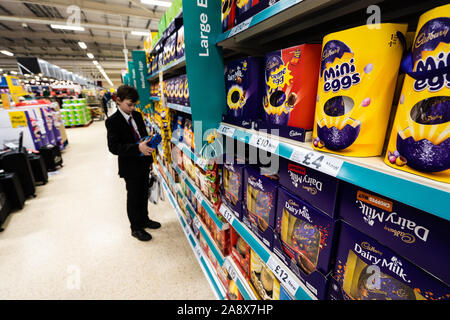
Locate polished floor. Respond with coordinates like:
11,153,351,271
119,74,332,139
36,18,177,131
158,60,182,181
0,116,216,300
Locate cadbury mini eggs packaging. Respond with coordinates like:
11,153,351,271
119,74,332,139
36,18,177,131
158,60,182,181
313,23,407,156
264,44,321,130
225,57,264,121
385,4,450,182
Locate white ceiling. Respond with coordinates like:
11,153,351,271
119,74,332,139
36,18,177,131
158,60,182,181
0,0,172,86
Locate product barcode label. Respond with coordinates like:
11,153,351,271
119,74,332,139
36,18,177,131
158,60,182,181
219,204,235,224
218,124,235,137
249,134,279,153
290,147,343,177
266,256,299,296
228,18,252,37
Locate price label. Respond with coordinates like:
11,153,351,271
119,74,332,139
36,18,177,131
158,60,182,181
197,157,207,169
290,147,343,177
249,134,279,153
223,259,237,281
219,204,235,224
194,245,203,259
195,190,203,202
266,257,299,296
228,17,252,37
218,124,235,137
193,217,201,230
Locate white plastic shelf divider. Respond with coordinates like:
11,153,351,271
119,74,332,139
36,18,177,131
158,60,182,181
219,203,317,300
167,103,192,114
157,169,227,300
218,123,450,221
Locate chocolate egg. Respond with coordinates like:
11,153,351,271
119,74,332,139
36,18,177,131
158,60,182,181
324,96,354,117
317,122,361,150
410,96,449,125
260,267,273,292
396,135,450,172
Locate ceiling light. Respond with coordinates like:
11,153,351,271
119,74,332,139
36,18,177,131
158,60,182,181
93,60,98,65
87,53,94,59
131,31,151,36
78,41,87,49
140,0,171,7
0,50,14,56
10,71,17,75
51,24,85,31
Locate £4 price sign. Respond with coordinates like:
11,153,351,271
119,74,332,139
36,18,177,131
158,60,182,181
290,147,343,177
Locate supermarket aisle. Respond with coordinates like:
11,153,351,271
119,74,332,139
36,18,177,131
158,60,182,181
0,121,216,300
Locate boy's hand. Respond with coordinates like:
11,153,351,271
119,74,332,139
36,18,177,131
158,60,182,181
139,138,154,156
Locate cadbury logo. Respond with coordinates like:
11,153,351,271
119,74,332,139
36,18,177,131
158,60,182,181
288,199,299,207
415,28,449,49
361,242,382,256
322,48,340,61
248,176,264,190
289,130,302,137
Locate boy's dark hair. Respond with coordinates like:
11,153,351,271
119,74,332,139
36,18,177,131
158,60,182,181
116,85,139,103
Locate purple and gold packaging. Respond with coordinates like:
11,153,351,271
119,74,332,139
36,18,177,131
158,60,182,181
183,75,190,107
338,181,450,286
235,0,280,25
166,32,177,65
329,221,450,300
222,0,236,32
278,157,339,217
222,157,247,220
275,187,337,276
224,57,264,126
243,166,278,249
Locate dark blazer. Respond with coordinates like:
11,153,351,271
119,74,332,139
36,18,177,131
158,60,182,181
105,110,153,178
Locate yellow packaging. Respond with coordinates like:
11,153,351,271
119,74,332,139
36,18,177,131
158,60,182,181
313,23,407,156
384,4,449,183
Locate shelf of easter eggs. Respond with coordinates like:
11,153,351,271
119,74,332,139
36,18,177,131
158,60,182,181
217,0,354,48
169,158,228,231
148,9,183,59
219,203,317,300
218,123,450,221
156,168,227,300
171,136,208,172
157,157,260,300
147,56,186,82
167,102,191,114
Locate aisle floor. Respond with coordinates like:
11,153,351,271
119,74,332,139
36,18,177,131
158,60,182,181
0,119,216,300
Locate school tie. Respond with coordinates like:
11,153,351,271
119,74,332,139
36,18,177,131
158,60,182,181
128,117,140,142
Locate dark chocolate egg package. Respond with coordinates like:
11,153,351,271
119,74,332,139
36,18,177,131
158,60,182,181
224,57,264,124
235,0,280,25
222,157,247,220
176,26,185,59
264,44,321,131
385,4,449,182
313,23,408,156
329,221,450,300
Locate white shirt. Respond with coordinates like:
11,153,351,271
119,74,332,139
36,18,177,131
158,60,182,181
118,107,141,139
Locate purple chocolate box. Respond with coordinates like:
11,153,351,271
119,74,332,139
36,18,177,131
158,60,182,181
279,157,339,217
328,221,450,300
338,181,450,286
222,160,247,221
235,0,280,25
225,57,264,121
243,165,278,249
275,187,337,275
176,26,185,59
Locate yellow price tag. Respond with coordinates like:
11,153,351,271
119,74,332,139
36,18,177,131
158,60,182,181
9,111,28,128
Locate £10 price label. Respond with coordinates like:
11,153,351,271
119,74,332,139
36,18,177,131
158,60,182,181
219,205,235,224
218,124,235,137
249,134,279,153
290,147,343,177
266,257,299,296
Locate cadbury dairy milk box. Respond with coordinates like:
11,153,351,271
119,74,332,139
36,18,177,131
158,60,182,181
278,157,339,217
338,181,450,286
329,221,450,300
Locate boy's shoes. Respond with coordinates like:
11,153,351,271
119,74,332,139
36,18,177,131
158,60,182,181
144,219,161,229
132,229,152,241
